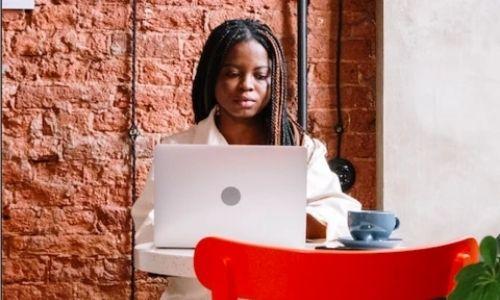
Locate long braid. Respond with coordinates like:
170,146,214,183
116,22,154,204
264,31,283,144
195,23,242,122
192,19,304,145
258,26,294,145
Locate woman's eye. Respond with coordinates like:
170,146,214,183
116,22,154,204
255,73,269,80
225,71,239,78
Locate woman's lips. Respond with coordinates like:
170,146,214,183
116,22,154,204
234,98,256,108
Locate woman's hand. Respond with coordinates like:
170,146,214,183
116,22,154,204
306,213,327,240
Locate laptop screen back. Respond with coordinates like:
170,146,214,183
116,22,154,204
153,144,307,249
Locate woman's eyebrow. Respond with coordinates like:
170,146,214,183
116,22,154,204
221,64,237,68
221,64,269,69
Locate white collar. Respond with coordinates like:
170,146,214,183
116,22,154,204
192,108,229,145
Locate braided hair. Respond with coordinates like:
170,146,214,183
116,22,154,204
192,19,303,146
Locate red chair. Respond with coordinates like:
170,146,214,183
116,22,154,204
194,236,478,300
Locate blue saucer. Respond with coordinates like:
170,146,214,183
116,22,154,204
337,237,402,249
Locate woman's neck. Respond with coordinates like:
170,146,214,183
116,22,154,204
216,113,268,145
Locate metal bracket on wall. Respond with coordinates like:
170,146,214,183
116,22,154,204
128,125,140,142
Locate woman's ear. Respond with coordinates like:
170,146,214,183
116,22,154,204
215,103,220,116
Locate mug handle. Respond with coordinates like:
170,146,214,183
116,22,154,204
394,217,400,230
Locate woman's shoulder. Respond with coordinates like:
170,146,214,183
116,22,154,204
160,126,197,144
302,134,328,163
303,134,327,153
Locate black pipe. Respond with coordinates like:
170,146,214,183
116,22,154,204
297,0,308,131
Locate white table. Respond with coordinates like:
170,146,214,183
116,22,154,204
134,243,196,277
134,241,335,277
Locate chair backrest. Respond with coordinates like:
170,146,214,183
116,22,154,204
194,237,478,300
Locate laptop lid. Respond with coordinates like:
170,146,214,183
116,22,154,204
153,144,307,249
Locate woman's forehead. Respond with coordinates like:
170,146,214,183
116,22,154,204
222,39,269,67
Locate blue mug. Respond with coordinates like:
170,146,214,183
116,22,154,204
348,210,400,241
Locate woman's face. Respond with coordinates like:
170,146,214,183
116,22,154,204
215,39,271,121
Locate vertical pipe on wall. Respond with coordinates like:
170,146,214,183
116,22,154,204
297,0,308,130
129,0,139,298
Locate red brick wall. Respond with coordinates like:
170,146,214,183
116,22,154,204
2,0,376,299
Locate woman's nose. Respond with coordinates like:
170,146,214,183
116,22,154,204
239,75,254,91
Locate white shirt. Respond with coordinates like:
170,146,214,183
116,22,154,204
132,108,361,243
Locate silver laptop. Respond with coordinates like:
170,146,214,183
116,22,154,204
153,144,307,249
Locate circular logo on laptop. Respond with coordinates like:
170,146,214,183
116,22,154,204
221,186,241,206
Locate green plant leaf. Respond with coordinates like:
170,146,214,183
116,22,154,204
480,282,500,300
449,235,500,300
450,264,487,300
449,280,475,300
456,263,487,282
467,287,485,300
480,236,498,267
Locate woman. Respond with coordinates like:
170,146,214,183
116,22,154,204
132,19,361,299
